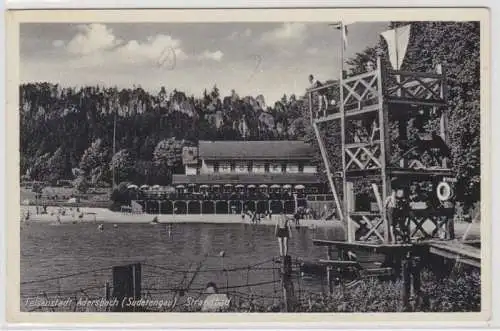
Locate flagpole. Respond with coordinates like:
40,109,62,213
340,21,344,79
394,26,399,71
112,109,117,189
394,26,401,97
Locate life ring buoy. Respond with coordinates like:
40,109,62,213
436,182,452,201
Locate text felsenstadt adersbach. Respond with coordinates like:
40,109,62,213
24,296,227,309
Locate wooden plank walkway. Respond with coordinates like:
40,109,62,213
426,240,481,268
312,239,481,268
313,239,413,254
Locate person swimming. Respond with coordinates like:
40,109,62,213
275,212,292,257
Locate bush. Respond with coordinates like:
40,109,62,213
73,176,90,194
290,268,480,313
109,181,132,211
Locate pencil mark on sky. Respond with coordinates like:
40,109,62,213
157,46,176,70
247,54,262,82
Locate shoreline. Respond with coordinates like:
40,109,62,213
20,205,342,228
19,205,481,240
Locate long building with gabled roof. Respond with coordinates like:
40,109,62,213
173,140,325,194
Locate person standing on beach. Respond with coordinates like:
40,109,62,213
251,211,258,224
275,212,292,257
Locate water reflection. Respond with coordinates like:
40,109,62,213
199,225,211,256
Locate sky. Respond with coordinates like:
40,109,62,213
20,22,389,104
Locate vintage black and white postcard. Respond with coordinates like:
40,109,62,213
4,7,491,326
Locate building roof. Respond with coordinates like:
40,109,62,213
172,173,322,185
198,140,315,160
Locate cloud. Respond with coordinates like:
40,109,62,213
60,24,188,69
116,34,188,65
228,28,253,40
66,24,122,55
306,47,319,55
60,24,229,69
52,40,64,48
259,23,308,45
198,50,224,61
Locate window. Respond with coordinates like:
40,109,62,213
213,162,219,173
264,163,270,173
231,162,236,172
281,164,287,173
238,163,246,172
272,164,279,172
298,163,304,173
247,161,253,172
221,162,230,172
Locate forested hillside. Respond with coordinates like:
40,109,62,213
20,84,309,186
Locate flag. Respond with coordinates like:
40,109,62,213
330,22,351,50
380,25,412,70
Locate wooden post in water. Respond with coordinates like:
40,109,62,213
401,252,411,312
112,263,141,312
281,255,295,312
327,246,333,294
411,255,422,310
103,281,111,312
104,281,110,300
346,182,355,241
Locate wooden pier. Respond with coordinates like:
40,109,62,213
312,238,481,269
425,240,481,268
311,237,480,311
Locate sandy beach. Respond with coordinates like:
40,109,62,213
20,205,342,227
19,205,480,240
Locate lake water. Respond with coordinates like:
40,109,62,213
21,221,345,312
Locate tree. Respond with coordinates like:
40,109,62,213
345,46,380,76
110,181,132,210
153,138,185,185
110,149,135,183
343,22,480,210
390,21,481,210
79,138,109,183
210,85,220,100
134,160,155,185
73,175,90,194
30,152,52,182
45,147,66,183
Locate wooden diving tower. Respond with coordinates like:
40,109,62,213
306,56,480,309
308,56,456,243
